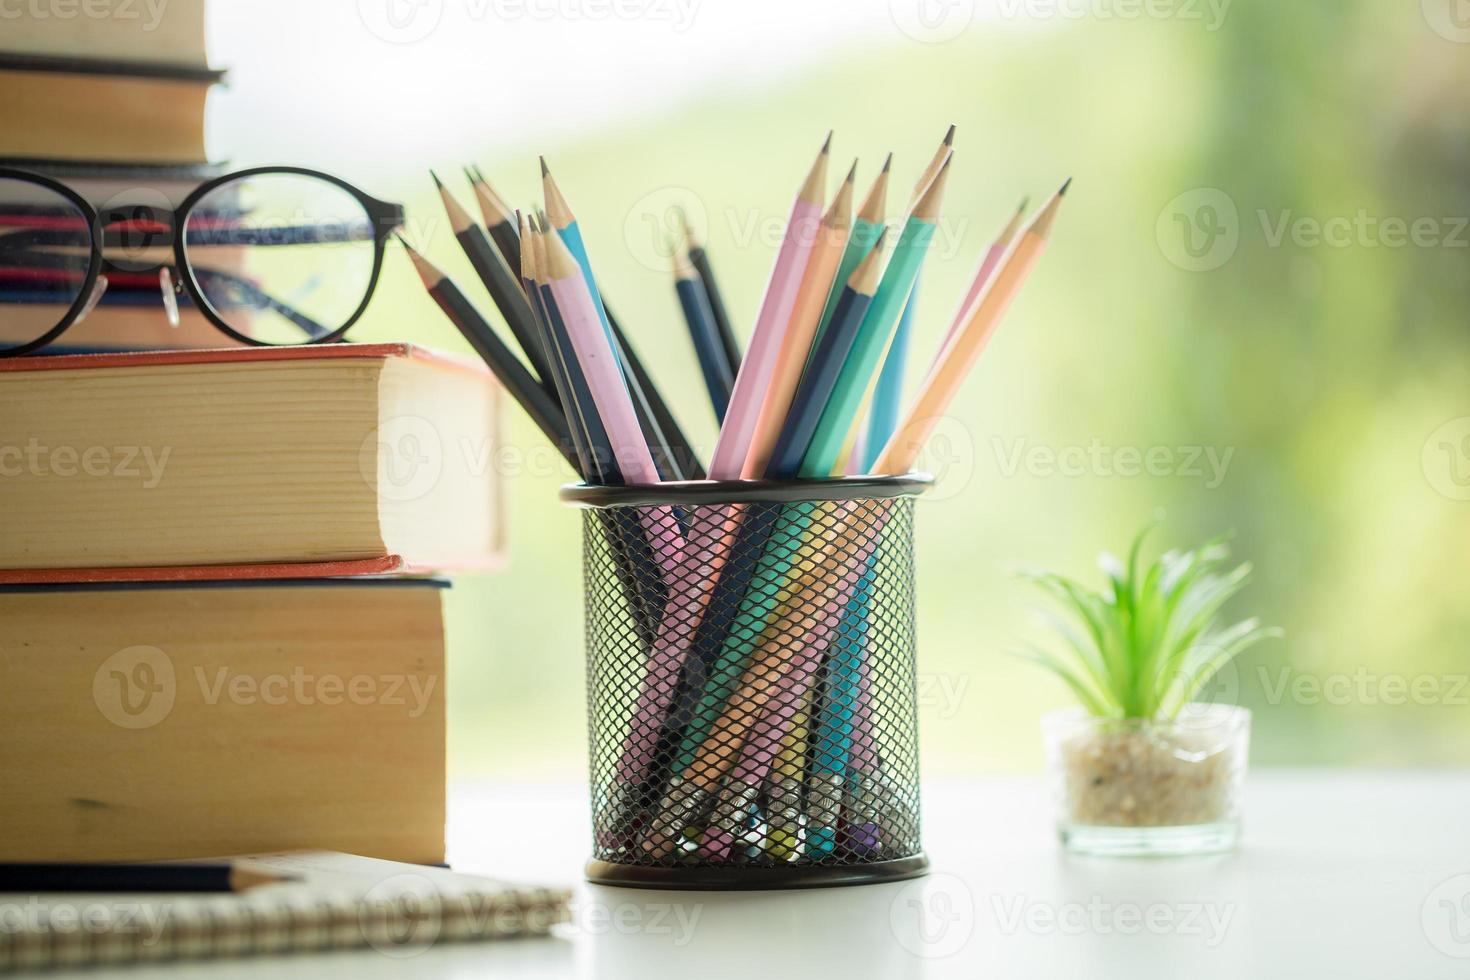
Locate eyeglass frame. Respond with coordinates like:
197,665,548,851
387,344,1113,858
0,165,405,356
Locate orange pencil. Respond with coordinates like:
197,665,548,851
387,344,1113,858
872,180,1069,476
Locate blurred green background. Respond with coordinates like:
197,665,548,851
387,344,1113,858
219,1,1470,777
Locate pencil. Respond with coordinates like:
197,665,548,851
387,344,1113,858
873,180,1068,475
860,128,954,471
685,226,742,380
542,163,701,480
762,686,814,859
521,213,597,482
0,861,299,894
541,224,663,486
431,171,556,396
741,158,855,479
707,131,830,480
810,153,891,362
465,165,522,274
765,232,888,477
674,238,733,423
799,153,951,477
931,197,1029,369
401,236,579,472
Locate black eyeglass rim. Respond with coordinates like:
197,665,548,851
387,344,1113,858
0,167,104,356
0,165,405,356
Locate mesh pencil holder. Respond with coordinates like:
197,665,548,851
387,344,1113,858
561,475,931,890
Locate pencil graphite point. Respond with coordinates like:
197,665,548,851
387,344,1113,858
881,152,893,174
943,123,956,147
1059,177,1073,195
844,158,858,184
541,164,575,229
539,155,550,178
1019,196,1030,213
429,169,445,190
821,130,833,154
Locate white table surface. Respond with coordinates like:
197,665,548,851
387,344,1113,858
42,771,1470,979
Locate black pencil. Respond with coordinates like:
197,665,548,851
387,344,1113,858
431,172,556,398
401,236,580,473
0,861,298,894
466,165,522,274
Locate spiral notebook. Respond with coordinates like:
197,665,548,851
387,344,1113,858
0,852,571,971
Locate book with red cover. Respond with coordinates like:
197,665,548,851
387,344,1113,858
0,344,506,583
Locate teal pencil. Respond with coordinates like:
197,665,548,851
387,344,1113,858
800,154,951,478
808,154,890,365
863,278,919,470
861,128,953,466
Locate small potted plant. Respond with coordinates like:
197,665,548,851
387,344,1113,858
1019,527,1280,856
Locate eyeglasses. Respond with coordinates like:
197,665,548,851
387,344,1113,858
0,166,404,355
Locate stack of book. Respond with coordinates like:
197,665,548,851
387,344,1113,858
0,0,233,351
0,344,505,865
2,1,508,869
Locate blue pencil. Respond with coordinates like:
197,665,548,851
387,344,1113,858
673,241,733,423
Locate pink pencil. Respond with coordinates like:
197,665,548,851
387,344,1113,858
928,198,1029,371
707,133,830,480
543,226,663,486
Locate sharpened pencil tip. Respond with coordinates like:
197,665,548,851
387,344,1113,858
943,124,956,147
844,159,858,184
462,165,478,184
393,232,414,252
820,130,833,154
881,152,893,174
429,170,444,190
873,225,890,248
1018,196,1030,213
1059,177,1072,196
539,156,550,178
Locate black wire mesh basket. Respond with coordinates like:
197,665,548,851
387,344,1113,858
561,475,930,889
